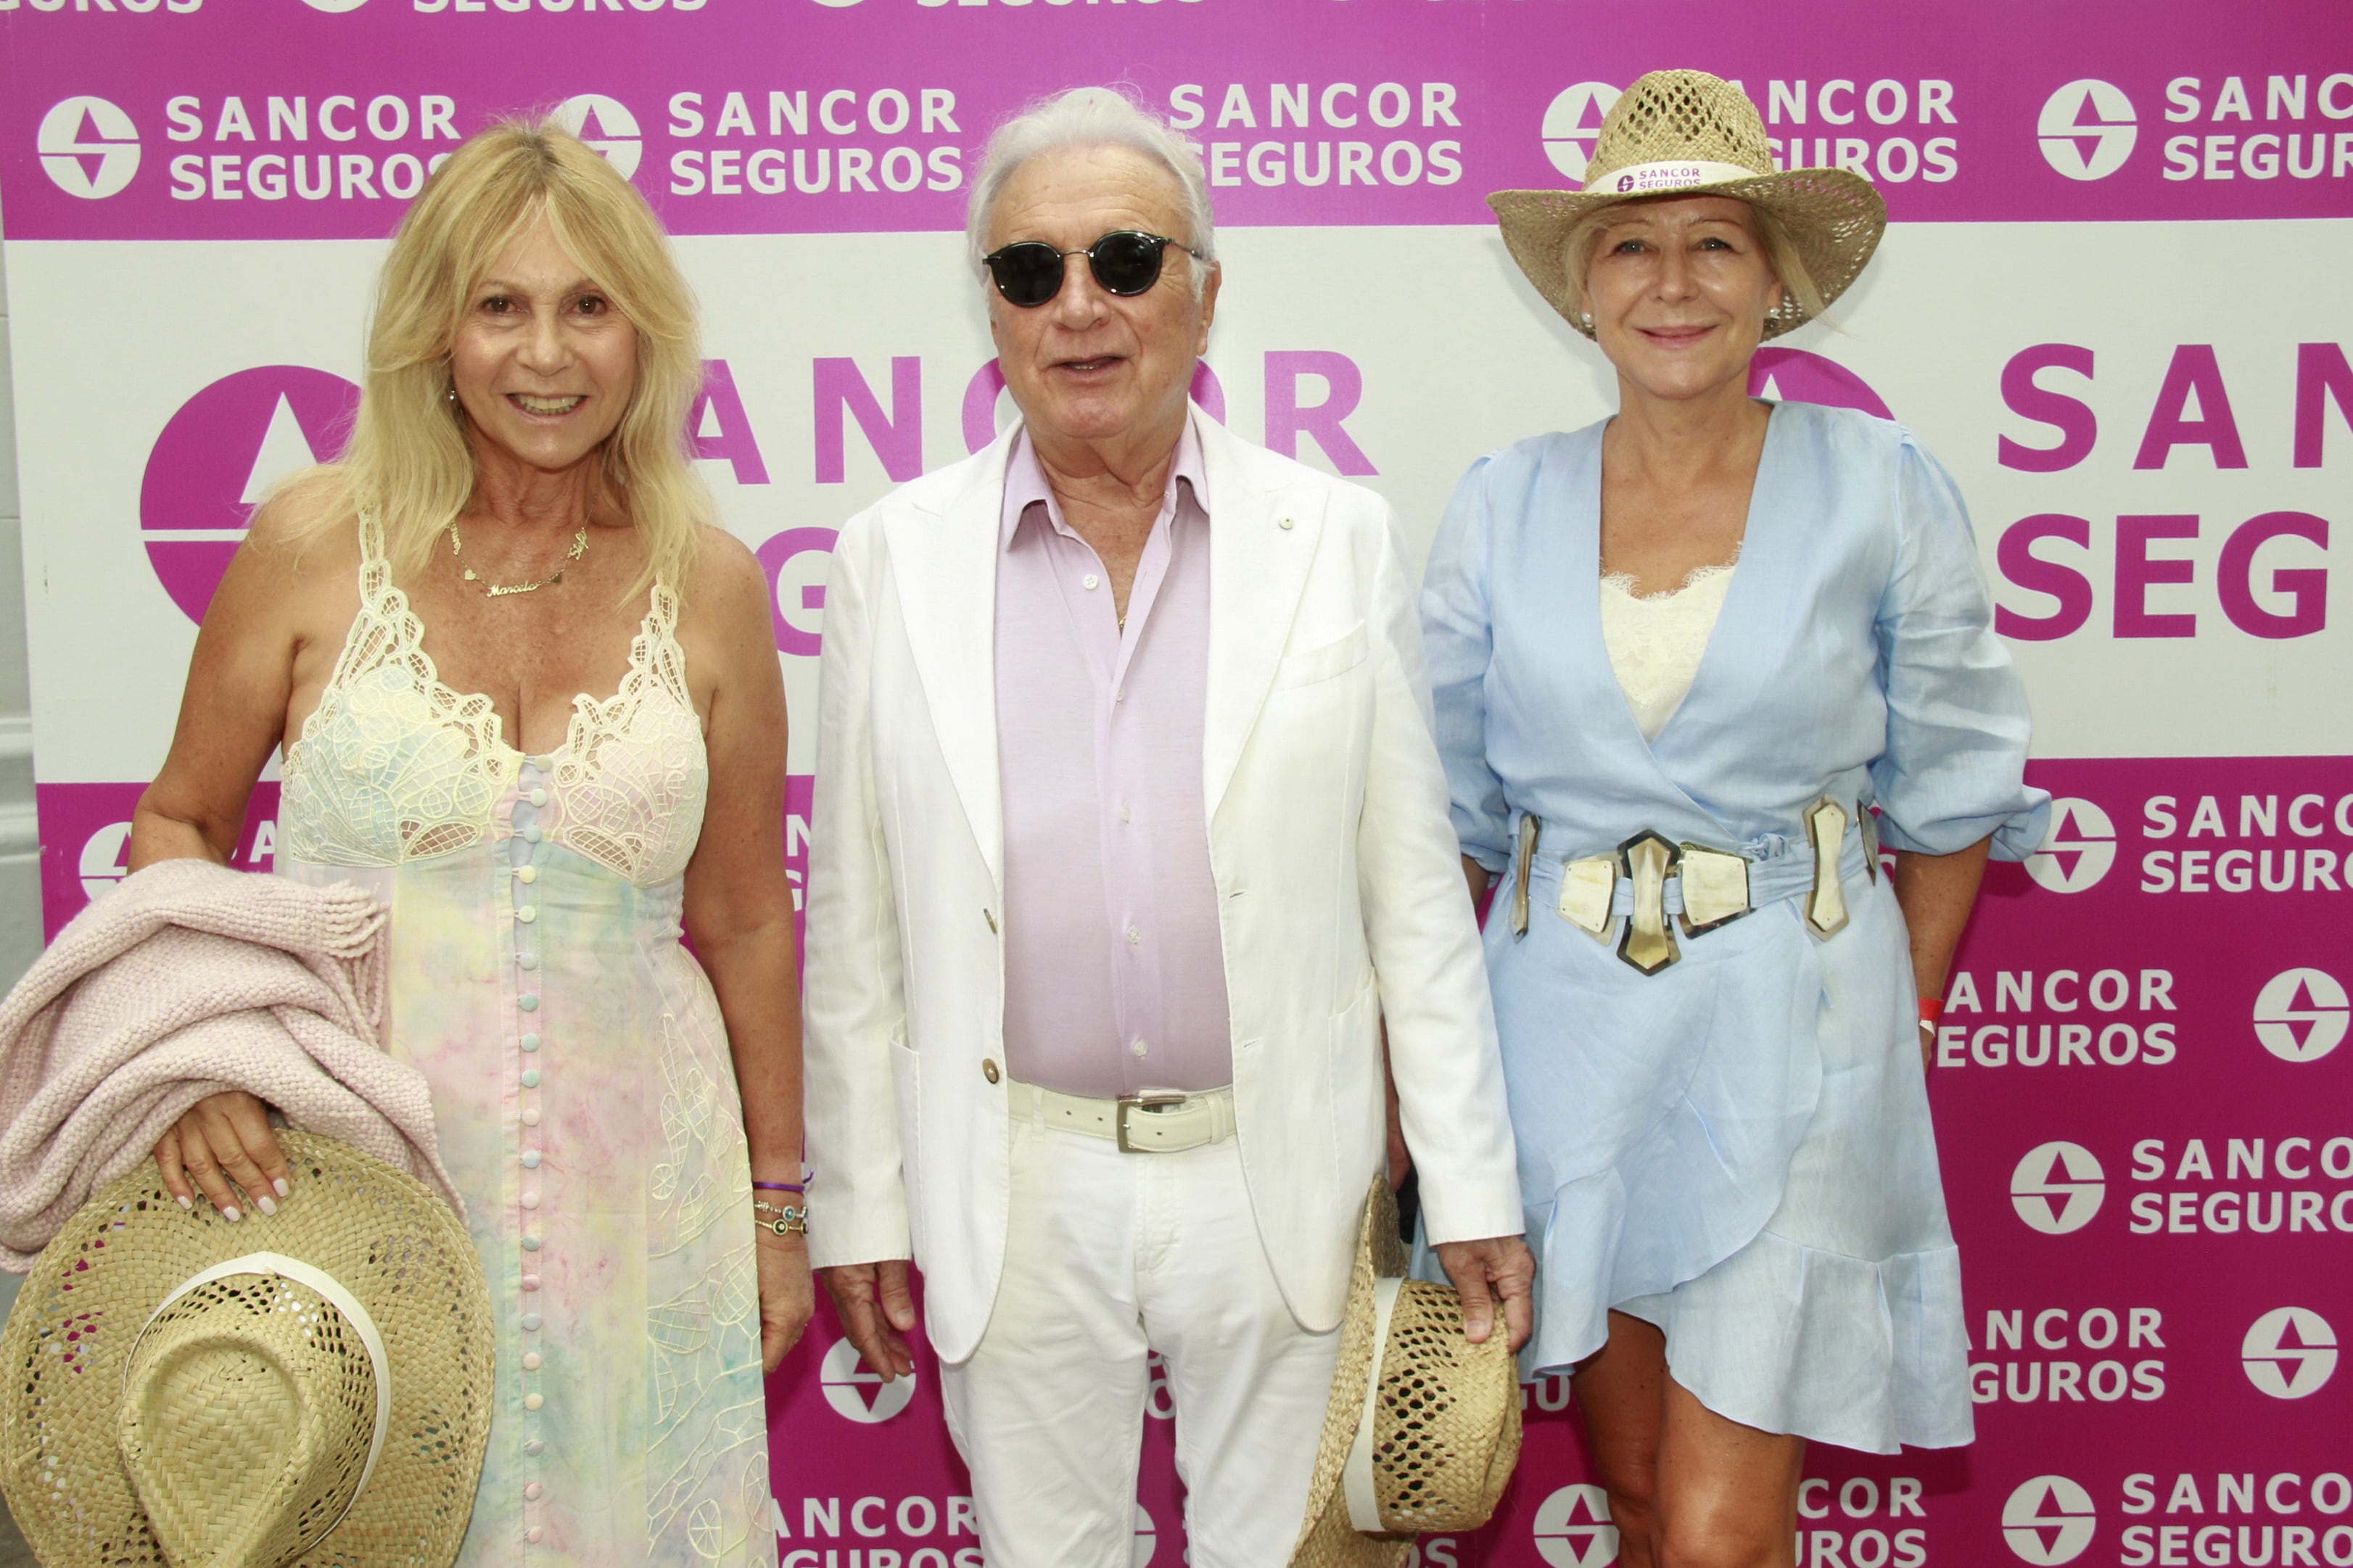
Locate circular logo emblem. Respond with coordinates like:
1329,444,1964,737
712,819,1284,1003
2242,1308,2338,1400
2024,798,2117,895
78,822,134,903
1533,1485,1620,1568
2253,967,2349,1063
140,366,360,624
1540,83,1623,181
817,1335,915,1423
300,0,371,12
38,96,141,200
2011,1141,2105,1235
2003,1476,2098,1565
1132,1503,1156,1568
2038,80,2138,181
1748,348,1893,418
553,94,643,181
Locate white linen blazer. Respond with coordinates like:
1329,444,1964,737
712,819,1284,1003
801,409,1522,1363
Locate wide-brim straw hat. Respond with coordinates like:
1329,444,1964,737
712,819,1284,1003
1489,69,1887,340
0,1131,494,1568
1290,1181,1523,1567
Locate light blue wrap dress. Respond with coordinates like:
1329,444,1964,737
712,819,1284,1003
1421,401,2048,1453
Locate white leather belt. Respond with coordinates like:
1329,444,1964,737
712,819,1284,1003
1008,1080,1237,1152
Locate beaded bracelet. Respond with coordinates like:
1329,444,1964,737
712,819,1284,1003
752,1198,808,1237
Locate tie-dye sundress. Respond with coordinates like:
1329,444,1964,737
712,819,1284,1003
275,514,778,1567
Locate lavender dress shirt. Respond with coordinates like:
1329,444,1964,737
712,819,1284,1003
994,420,1233,1098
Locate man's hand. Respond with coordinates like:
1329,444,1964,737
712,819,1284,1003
1433,1234,1536,1351
817,1260,920,1381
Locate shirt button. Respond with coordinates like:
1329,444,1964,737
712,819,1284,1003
522,1314,543,1333
981,1058,1000,1084
522,1108,541,1126
527,1524,545,1543
516,907,537,925
1118,804,1132,823
519,994,540,1012
523,1354,543,1374
529,788,549,807
524,1393,544,1412
522,1274,540,1291
516,865,539,885
1126,925,1141,945
1279,516,1295,530
524,824,543,844
1132,1039,1148,1057
518,952,540,971
522,1068,541,1089
522,1150,542,1168
522,1233,542,1251
522,1033,541,1053
524,1437,545,1455
521,1192,539,1210
1083,573,1100,590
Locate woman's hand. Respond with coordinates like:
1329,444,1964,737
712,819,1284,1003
756,1226,815,1372
154,1091,292,1220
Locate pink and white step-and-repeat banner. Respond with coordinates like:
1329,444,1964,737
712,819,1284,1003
6,0,2352,1562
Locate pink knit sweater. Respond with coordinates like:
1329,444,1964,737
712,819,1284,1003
0,857,458,1268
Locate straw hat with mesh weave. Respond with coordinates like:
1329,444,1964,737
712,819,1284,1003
1290,1182,1523,1567
1490,69,1887,339
0,1131,494,1568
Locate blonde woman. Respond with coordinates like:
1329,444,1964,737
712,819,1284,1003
131,120,801,1567
1427,74,2046,1567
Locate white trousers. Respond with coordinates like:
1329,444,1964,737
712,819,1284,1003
939,1111,1341,1568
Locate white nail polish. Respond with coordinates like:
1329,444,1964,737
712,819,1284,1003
273,1178,290,1199
255,1196,277,1217
175,1195,192,1211
222,1206,242,1223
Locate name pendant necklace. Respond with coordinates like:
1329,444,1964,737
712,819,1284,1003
447,520,588,597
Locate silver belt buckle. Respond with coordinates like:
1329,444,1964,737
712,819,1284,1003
1116,1092,1187,1152
1677,844,1753,935
1804,796,1851,938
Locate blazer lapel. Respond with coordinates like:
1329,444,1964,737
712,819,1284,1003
884,429,1015,895
1200,413,1323,820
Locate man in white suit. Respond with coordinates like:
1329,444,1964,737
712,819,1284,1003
803,87,1531,1567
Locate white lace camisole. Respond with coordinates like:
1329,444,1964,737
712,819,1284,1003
1599,559,1738,741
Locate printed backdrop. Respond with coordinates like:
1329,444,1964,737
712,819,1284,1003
5,1,2352,1564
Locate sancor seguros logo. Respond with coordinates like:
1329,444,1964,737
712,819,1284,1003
2038,81,2138,181
2003,1476,2097,1565
817,1335,915,1423
1533,1484,1620,1568
2011,1142,2104,1234
141,367,360,623
2024,798,2116,894
38,96,141,200
553,94,643,181
1540,83,1623,181
2252,967,2349,1064
2241,1307,2338,1400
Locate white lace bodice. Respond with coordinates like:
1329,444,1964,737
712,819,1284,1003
1599,560,1737,741
280,514,709,885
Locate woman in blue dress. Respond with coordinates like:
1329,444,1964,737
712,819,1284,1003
1423,73,2048,1567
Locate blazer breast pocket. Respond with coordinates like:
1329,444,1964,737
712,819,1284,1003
1274,621,1368,690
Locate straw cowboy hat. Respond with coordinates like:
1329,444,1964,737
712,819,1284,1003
0,1131,494,1568
1290,1181,1523,1568
1489,68,1887,339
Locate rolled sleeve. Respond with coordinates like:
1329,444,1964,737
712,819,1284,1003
1421,455,1513,874
1870,432,2051,861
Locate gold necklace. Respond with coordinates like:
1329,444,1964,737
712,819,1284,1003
446,521,588,597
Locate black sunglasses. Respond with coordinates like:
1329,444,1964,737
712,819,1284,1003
981,231,1200,308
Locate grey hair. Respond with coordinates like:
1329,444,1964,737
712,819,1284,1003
965,86,1218,298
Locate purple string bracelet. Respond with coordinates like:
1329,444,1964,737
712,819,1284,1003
752,1181,805,1194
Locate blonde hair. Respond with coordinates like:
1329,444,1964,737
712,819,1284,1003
300,117,706,601
1562,199,1825,326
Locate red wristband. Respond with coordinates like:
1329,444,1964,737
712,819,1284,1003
1919,996,1944,1029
